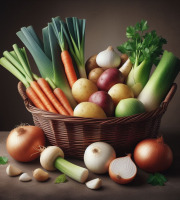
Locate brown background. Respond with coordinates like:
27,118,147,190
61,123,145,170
0,0,180,131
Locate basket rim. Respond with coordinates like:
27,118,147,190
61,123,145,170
17,82,177,125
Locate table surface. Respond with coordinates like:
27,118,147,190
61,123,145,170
0,131,180,200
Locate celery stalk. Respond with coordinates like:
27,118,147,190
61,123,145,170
138,50,179,111
0,57,29,88
117,20,167,96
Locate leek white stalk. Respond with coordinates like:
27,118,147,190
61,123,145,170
138,50,179,111
40,146,89,183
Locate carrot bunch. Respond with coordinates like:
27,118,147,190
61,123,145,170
0,44,73,116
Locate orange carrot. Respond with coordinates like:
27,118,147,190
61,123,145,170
26,86,48,111
61,50,77,88
54,87,74,116
37,78,69,115
30,80,58,114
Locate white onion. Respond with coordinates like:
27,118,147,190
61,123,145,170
96,46,121,68
84,142,116,174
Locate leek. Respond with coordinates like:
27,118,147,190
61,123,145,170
17,24,77,108
138,50,179,111
117,20,167,96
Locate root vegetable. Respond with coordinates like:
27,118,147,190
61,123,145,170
108,83,134,106
86,178,102,190
33,168,49,182
88,68,104,84
85,55,99,75
6,125,45,162
84,142,116,174
97,68,124,92
134,137,173,173
119,54,129,67
6,164,23,176
19,173,32,182
74,102,107,119
96,46,121,68
109,154,137,184
119,58,132,79
72,78,98,103
89,91,114,117
40,146,89,183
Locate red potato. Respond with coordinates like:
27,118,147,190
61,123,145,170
89,91,115,117
97,68,124,92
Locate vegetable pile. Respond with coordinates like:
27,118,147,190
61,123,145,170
0,18,179,118
1,17,179,189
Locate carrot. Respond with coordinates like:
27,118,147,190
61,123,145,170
26,86,48,111
30,80,58,114
54,87,74,116
37,78,69,115
61,50,77,88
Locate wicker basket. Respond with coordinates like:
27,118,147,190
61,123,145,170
18,82,177,159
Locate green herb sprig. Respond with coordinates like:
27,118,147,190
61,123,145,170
54,174,67,184
0,156,8,165
147,173,167,186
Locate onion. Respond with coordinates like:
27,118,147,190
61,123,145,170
96,46,121,68
6,125,45,162
109,154,137,184
84,142,116,174
133,136,173,173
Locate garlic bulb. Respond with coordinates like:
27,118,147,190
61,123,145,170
96,46,121,68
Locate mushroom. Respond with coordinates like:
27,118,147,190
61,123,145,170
40,146,89,183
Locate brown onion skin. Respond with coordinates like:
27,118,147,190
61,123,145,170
133,137,173,173
6,125,45,162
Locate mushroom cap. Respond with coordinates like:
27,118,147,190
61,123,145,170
40,146,64,171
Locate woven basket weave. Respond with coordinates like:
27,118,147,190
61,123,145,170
18,82,177,159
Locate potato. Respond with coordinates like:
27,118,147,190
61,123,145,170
88,68,104,84
74,102,107,119
97,68,124,92
108,83,134,105
85,55,99,75
72,78,98,103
